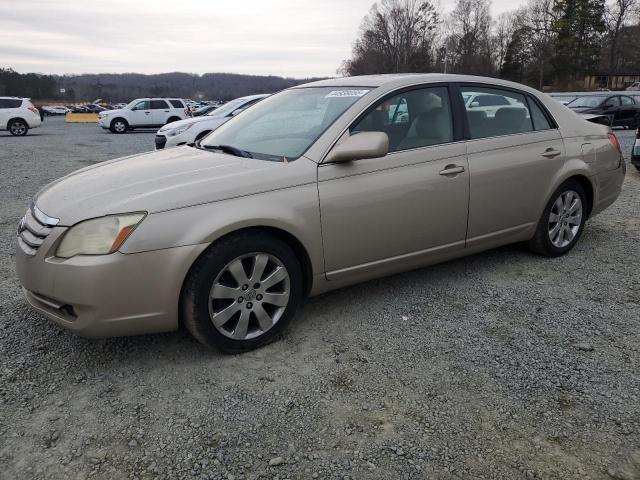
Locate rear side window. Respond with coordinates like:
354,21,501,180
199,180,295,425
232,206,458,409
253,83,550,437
620,95,635,105
352,86,453,153
0,99,22,108
527,99,552,131
461,86,534,139
150,100,169,109
169,99,184,108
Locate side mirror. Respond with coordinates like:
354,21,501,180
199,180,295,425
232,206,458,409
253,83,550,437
325,132,389,163
470,101,480,108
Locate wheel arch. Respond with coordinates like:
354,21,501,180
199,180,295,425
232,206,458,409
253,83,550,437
110,117,128,127
7,117,28,127
184,225,314,299
565,174,594,218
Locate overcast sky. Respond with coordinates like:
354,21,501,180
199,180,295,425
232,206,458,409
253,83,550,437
1,0,526,78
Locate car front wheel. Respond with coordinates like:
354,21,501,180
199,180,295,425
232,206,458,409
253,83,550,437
110,118,128,134
8,119,28,136
527,180,587,257
181,232,303,353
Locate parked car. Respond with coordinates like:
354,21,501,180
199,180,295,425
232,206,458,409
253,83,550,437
98,98,188,133
42,106,71,116
16,74,625,353
0,97,42,136
155,94,268,149
626,82,640,91
632,128,640,172
192,105,217,116
84,104,107,113
462,91,520,117
568,94,640,128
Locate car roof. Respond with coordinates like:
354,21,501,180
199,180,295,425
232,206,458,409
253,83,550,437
294,74,545,93
0,96,25,100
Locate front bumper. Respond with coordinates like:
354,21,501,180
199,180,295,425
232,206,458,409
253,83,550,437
155,134,167,149
15,226,207,338
98,116,109,129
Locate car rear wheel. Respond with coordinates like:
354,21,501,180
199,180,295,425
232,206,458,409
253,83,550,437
527,180,587,257
8,119,28,136
181,232,303,353
110,118,128,134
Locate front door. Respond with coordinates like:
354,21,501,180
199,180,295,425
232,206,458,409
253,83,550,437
318,85,469,281
150,99,170,126
459,85,567,248
129,100,152,126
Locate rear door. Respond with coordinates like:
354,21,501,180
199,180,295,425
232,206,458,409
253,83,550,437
459,85,566,249
150,99,171,125
128,100,152,126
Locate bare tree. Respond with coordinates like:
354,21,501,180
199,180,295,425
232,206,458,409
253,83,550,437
448,0,493,75
340,0,441,76
526,0,560,88
605,0,639,72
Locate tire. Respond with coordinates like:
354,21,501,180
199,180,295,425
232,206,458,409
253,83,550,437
527,180,587,257
181,232,303,353
8,119,28,136
110,118,128,134
166,116,180,125
635,165,640,173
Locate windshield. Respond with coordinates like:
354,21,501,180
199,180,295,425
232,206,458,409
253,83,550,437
569,96,605,108
200,87,370,161
205,97,248,117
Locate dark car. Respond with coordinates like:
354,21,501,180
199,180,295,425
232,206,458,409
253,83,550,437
192,105,218,117
84,104,107,113
569,94,640,129
632,128,640,172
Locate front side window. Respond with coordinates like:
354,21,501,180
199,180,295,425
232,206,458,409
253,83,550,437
461,86,534,139
352,86,453,152
620,95,635,105
150,100,169,109
200,87,369,161
131,100,149,111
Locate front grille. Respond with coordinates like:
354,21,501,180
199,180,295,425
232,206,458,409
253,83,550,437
17,204,59,256
155,135,167,149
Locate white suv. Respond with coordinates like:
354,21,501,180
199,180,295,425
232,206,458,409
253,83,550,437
0,97,42,136
98,98,188,133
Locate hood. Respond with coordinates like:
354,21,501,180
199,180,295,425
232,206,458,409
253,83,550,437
158,115,227,132
34,147,316,226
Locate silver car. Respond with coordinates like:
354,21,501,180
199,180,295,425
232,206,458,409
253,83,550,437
16,74,626,352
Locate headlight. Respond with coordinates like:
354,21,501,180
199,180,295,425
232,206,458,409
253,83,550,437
165,123,194,137
56,213,146,258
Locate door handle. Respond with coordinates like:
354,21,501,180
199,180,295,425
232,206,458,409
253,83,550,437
541,148,561,158
439,165,465,176
164,110,169,112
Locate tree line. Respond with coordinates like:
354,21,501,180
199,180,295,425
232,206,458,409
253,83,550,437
0,69,323,102
340,0,640,89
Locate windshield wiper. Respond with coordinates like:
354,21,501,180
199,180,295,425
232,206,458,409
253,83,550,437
198,143,252,158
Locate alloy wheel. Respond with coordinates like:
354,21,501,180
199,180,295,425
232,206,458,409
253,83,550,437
548,190,583,248
114,121,126,133
10,121,26,136
208,252,290,340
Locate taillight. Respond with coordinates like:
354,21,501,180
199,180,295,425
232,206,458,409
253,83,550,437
608,132,622,154
27,106,38,114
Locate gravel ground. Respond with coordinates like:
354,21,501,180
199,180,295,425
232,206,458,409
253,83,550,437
0,116,639,480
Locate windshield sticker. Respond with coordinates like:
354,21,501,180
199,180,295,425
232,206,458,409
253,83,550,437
325,89,370,98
